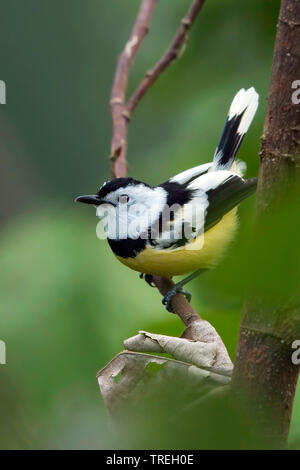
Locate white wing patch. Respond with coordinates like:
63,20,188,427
169,162,212,185
188,170,239,193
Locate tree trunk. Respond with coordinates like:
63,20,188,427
232,0,300,448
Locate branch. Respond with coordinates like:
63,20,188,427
110,0,159,178
109,0,231,367
110,0,205,178
126,0,206,114
232,0,300,448
151,276,233,371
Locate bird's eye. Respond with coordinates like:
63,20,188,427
118,194,129,204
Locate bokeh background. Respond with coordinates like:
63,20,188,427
0,0,299,449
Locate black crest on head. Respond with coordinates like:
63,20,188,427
97,177,151,198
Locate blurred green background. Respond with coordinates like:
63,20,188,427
0,0,299,449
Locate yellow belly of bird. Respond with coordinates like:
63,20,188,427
115,208,238,276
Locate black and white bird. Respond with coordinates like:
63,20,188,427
76,88,259,311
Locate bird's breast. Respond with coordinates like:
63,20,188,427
111,208,238,276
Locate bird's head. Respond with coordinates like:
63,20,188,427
75,177,167,240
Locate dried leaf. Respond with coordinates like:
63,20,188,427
124,330,217,369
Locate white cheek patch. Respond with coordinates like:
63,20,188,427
95,185,167,240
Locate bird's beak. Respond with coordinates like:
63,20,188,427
75,194,102,205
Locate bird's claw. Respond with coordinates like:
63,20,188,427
162,286,192,313
139,273,155,287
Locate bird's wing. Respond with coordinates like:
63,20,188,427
167,162,212,185
149,171,256,250
189,171,257,232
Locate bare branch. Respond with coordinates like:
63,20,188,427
232,0,300,447
110,0,159,177
110,0,205,177
127,0,206,114
108,0,231,370
151,275,201,327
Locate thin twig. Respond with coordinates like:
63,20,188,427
110,0,159,177
127,0,206,114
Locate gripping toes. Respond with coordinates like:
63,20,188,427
139,273,155,287
162,286,192,313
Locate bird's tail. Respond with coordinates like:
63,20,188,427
212,87,259,171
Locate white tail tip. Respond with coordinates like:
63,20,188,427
228,87,259,134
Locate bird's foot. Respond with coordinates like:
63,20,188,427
139,273,155,287
162,285,192,313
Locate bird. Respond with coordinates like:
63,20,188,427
76,87,259,312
